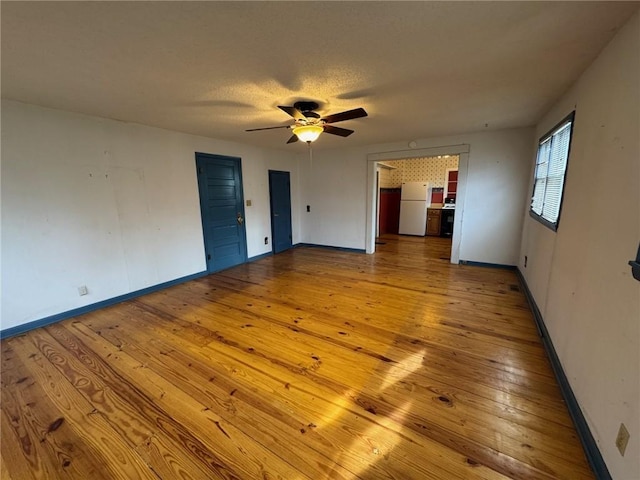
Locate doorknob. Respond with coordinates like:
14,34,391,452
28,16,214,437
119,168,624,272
274,213,279,217
237,213,244,225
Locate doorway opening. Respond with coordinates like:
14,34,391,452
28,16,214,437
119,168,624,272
366,144,470,262
376,155,459,260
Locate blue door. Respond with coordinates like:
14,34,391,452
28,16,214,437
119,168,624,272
196,153,247,272
269,170,293,254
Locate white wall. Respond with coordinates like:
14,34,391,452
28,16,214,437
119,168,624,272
1,100,300,330
300,128,534,265
519,12,639,480
298,146,369,250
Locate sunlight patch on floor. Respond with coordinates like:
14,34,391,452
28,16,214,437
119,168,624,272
379,349,426,391
335,400,415,479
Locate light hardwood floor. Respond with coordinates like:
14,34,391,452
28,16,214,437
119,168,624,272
1,235,594,479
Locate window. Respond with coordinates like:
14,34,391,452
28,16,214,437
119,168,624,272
530,111,575,231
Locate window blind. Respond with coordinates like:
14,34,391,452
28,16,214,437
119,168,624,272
530,113,574,229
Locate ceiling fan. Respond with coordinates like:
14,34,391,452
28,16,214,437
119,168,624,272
246,101,368,144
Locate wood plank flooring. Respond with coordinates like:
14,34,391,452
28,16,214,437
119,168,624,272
1,234,594,479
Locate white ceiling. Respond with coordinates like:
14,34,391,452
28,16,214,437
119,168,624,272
2,2,638,150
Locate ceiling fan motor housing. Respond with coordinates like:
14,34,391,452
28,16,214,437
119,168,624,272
293,101,320,115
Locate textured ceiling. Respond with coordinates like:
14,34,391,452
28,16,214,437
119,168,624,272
2,2,638,150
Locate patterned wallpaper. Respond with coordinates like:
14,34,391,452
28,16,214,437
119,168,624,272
379,156,459,189
378,167,392,188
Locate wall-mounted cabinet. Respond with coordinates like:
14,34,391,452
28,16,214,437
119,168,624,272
378,163,398,170
445,169,458,202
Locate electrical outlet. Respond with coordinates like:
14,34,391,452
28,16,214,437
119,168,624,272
616,423,630,456
78,285,88,296
306,205,310,212
264,237,268,245
246,199,252,207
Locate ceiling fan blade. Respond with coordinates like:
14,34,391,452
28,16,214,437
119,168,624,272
323,125,354,137
286,134,299,144
321,107,368,124
245,125,290,132
278,105,306,121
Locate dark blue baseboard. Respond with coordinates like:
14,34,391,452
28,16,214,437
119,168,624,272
459,260,517,270
516,269,611,480
294,243,366,254
248,251,273,262
0,270,208,340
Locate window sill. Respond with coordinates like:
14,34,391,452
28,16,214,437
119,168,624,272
529,210,559,232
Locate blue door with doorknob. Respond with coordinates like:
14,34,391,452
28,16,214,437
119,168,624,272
196,153,247,272
269,170,293,253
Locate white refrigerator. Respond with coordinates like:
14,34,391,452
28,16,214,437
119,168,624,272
398,182,431,236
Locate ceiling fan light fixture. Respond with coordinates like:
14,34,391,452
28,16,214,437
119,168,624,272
246,103,366,144
293,124,323,143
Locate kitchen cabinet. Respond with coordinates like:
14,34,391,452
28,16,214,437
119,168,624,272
445,169,458,203
426,208,441,236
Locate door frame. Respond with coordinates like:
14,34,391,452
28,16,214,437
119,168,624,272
365,144,470,263
375,168,380,237
268,169,293,254
195,152,247,273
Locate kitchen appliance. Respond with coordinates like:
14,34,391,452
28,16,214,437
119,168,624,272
441,209,455,237
442,196,456,209
398,182,431,236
